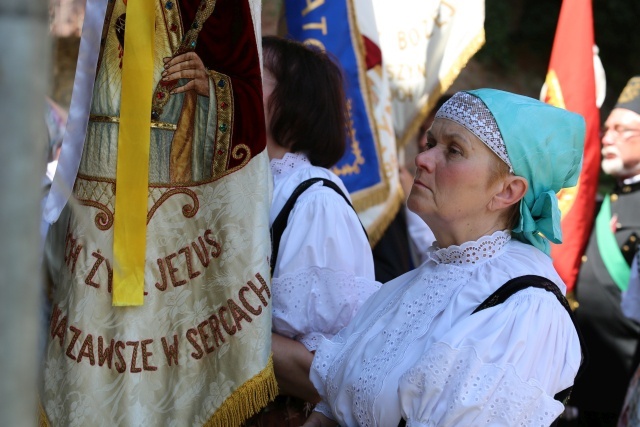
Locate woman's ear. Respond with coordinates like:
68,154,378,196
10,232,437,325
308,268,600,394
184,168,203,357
490,175,528,212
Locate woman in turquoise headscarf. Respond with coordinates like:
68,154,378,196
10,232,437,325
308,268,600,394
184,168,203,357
302,89,586,427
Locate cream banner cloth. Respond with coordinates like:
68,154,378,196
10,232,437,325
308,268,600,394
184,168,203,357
41,0,277,425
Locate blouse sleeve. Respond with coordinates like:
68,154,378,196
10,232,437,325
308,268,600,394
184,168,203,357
272,186,379,351
398,288,581,427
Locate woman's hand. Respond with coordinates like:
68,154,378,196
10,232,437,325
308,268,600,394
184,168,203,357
302,411,337,427
162,52,210,97
271,333,321,403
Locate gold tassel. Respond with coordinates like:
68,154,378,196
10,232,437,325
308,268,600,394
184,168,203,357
203,356,279,427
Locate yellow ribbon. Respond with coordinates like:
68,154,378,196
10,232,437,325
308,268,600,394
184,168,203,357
113,0,155,306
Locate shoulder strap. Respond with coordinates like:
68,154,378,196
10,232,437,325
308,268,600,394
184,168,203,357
472,274,587,405
270,178,367,276
472,274,571,314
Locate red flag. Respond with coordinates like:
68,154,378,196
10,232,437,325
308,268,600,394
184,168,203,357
544,0,601,294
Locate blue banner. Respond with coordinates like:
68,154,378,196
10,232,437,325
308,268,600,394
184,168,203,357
285,0,382,194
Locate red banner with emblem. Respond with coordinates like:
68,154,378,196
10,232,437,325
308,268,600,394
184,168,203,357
544,0,601,294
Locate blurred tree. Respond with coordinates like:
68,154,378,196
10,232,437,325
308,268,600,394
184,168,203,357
476,0,640,117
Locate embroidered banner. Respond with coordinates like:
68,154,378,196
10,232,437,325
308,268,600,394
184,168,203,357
41,0,277,425
373,0,485,148
285,0,402,244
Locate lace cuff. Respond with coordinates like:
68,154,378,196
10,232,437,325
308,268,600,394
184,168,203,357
399,342,564,426
272,266,380,350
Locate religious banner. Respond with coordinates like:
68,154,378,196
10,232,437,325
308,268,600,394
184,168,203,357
543,0,601,295
41,0,277,425
373,0,485,148
285,0,402,244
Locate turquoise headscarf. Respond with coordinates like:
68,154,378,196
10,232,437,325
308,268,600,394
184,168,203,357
466,89,586,255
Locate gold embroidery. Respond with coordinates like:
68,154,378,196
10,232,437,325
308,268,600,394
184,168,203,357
73,175,199,230
159,0,184,54
332,99,366,176
89,114,177,131
230,144,251,168
618,77,640,104
80,200,115,231
210,71,234,178
147,187,199,225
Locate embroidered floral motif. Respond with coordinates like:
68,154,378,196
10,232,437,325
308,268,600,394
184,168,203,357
314,267,472,426
272,266,380,351
270,152,311,177
427,230,511,265
400,343,563,426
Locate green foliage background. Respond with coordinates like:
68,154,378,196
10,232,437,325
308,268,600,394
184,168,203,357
476,0,640,117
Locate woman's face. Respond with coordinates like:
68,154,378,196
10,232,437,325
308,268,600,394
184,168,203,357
407,118,504,230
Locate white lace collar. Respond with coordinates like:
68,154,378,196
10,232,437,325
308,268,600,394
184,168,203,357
427,230,511,265
270,152,311,177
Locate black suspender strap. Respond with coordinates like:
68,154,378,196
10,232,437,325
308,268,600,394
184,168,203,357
398,275,587,427
270,178,367,277
472,275,572,314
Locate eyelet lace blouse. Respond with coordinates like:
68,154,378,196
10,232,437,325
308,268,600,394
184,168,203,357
310,231,582,426
269,152,378,351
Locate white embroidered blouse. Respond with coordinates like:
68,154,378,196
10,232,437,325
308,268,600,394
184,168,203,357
310,231,582,426
270,152,378,351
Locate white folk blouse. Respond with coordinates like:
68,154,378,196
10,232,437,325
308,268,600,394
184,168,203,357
270,152,378,351
310,231,582,426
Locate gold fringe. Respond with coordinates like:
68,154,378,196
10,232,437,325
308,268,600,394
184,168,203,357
38,358,278,427
366,185,405,247
203,356,279,427
38,398,50,427
396,29,486,149
352,182,390,214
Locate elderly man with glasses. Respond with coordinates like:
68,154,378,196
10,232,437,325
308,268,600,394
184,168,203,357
568,76,640,427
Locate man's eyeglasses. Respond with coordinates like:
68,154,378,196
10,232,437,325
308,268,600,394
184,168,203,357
600,126,640,141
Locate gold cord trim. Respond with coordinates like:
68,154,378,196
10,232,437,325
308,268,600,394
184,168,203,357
210,71,234,178
89,114,178,131
203,355,279,427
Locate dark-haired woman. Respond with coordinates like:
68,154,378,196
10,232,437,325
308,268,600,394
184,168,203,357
246,36,379,425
